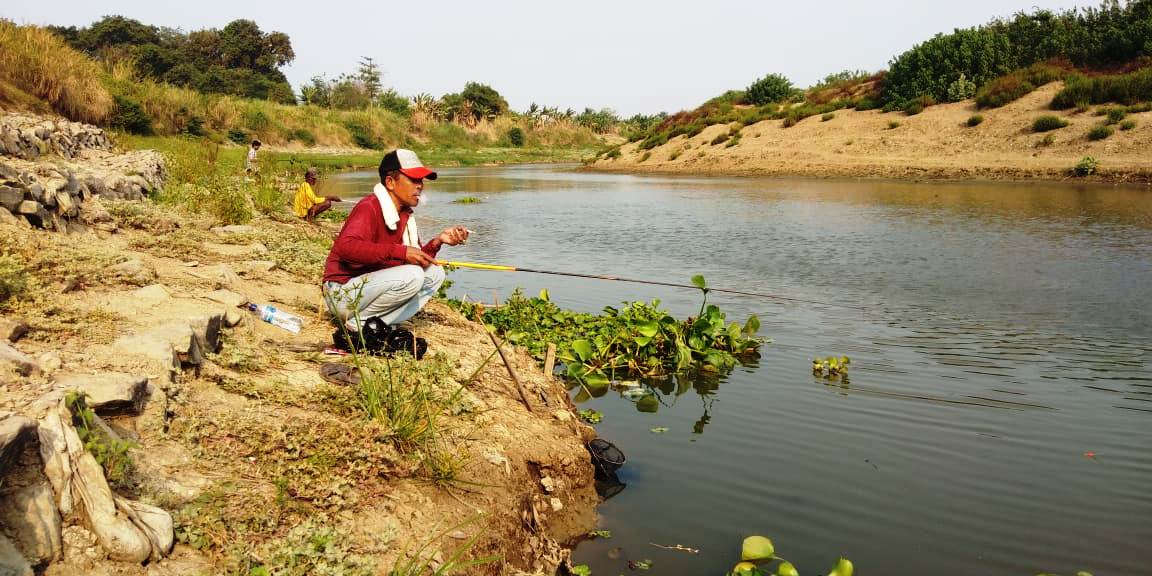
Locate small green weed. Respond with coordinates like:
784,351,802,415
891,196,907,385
1087,125,1113,141
821,113,835,122
1037,133,1055,147
1073,156,1098,176
966,114,984,127
1119,119,1136,130
388,516,500,576
578,409,603,424
887,120,901,129
65,392,136,490
812,356,850,381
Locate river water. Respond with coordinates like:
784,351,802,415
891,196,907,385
324,165,1152,576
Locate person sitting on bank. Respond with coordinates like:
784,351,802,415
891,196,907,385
244,139,262,177
293,167,342,222
322,149,469,354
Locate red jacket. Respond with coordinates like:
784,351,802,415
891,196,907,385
323,193,441,284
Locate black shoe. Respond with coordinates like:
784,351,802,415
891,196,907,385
332,316,393,353
385,328,428,360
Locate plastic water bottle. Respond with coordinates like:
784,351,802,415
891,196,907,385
246,303,303,334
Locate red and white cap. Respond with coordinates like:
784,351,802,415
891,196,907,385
380,148,437,180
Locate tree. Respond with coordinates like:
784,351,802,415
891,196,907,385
357,56,382,103
78,16,159,52
459,82,509,121
744,73,795,105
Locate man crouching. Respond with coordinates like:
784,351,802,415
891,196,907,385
323,149,469,356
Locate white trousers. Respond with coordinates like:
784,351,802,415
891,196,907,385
324,264,445,331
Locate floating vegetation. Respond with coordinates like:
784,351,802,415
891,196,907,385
728,535,853,576
587,530,612,539
578,409,603,424
812,356,850,380
462,276,762,391
452,196,483,204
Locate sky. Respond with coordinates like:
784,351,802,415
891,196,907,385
5,0,1099,117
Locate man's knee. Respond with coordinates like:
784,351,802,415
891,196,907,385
424,264,446,291
391,265,425,299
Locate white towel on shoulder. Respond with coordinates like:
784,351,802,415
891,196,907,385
373,183,419,248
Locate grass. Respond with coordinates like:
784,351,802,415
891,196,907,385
821,113,835,122
967,114,985,127
1051,68,1152,110
1087,125,1114,140
0,21,111,123
1119,119,1136,130
1032,115,1069,132
975,62,1066,109
887,120,901,129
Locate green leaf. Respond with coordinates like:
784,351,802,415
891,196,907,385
776,561,800,576
691,275,707,290
728,323,743,341
826,557,853,576
588,530,612,539
636,395,659,413
250,568,271,576
635,320,660,337
571,339,593,362
584,371,610,389
1076,572,1094,576
538,288,550,301
633,335,654,347
649,427,668,433
741,535,775,561
743,315,761,335
571,565,592,576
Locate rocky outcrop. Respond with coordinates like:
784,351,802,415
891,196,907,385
0,112,167,233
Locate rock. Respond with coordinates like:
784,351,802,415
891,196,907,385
188,313,224,355
119,499,174,561
540,476,556,493
0,318,28,342
549,497,564,511
206,289,248,308
15,201,46,228
109,259,157,287
36,351,61,374
210,225,255,234
0,208,20,227
448,530,468,540
0,415,36,472
0,483,63,567
0,185,22,211
54,192,76,217
0,342,39,376
112,322,204,374
53,373,150,416
131,284,172,306
223,308,243,328
239,260,278,275
552,410,573,422
36,406,74,516
0,533,33,576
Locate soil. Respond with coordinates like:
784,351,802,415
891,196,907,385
1,206,599,575
591,83,1152,183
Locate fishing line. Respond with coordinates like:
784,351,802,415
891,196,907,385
436,260,865,310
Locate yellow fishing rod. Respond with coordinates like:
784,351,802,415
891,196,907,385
436,260,865,310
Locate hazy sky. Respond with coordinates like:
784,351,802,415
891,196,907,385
6,0,1097,116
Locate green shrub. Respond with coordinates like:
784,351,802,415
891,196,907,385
0,254,27,304
639,151,651,162
782,116,798,128
1037,133,1056,147
1119,119,1136,130
227,128,248,145
745,73,794,105
506,126,524,147
1052,69,1152,110
1087,125,1114,140
854,99,878,111
821,113,835,122
1073,155,1098,176
344,119,382,149
887,120,901,129
109,95,153,135
1032,115,1068,132
1105,108,1126,125
975,63,1064,108
967,114,985,127
290,128,316,146
668,148,682,160
710,132,729,145
947,73,977,102
605,147,620,159
1126,102,1152,113
183,115,205,137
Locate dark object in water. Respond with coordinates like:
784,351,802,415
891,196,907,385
594,471,627,501
587,438,625,477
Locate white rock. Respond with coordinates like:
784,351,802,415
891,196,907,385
53,372,150,416
0,483,62,566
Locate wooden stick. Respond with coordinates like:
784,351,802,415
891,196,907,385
486,330,534,413
543,343,557,378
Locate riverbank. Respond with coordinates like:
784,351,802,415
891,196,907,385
589,83,1152,184
0,113,599,574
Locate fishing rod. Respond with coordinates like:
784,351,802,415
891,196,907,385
435,261,865,310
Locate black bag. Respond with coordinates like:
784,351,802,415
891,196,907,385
333,317,427,360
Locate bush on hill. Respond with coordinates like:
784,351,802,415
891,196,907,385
0,21,112,123
745,73,796,105
1050,68,1152,109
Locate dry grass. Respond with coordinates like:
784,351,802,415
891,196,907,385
0,20,112,123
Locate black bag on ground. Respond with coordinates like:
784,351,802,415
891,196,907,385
333,317,427,360
586,438,625,478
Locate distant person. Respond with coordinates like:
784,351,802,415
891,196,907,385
244,139,262,177
293,167,342,222
323,149,469,356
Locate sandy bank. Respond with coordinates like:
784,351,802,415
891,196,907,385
591,83,1152,184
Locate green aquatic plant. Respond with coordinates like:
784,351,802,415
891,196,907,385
728,535,852,576
812,356,850,380
452,196,483,204
578,409,603,424
462,276,761,390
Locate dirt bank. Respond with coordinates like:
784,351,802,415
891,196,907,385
591,83,1152,183
1,197,598,574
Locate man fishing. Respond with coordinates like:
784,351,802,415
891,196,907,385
322,149,469,356
293,167,341,223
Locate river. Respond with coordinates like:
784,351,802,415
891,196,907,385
323,165,1152,576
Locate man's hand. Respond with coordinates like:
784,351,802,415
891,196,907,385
437,226,470,246
404,246,435,268
326,196,342,202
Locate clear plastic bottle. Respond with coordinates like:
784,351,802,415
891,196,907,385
246,303,303,334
